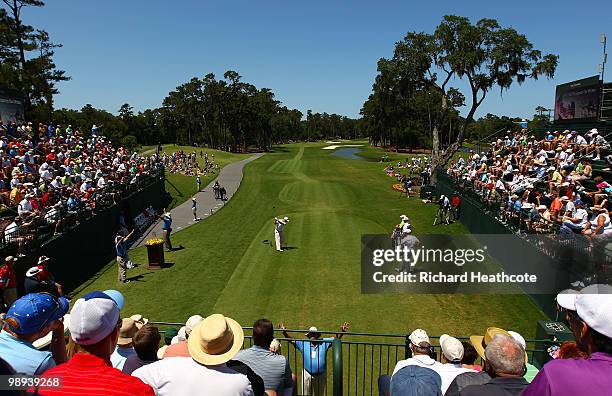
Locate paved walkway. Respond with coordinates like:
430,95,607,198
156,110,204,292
132,152,264,249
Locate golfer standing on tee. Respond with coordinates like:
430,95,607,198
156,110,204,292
274,217,289,252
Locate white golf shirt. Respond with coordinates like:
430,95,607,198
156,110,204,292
133,357,253,396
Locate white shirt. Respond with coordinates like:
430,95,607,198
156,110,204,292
133,356,253,396
401,222,412,234
110,345,136,370
393,354,442,376
437,363,476,394
18,199,32,214
574,208,588,227
575,135,587,145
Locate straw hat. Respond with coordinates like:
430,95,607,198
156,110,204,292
117,318,138,346
470,327,512,360
187,314,244,366
130,314,149,329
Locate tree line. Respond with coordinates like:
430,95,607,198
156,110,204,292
1,2,557,160
0,1,361,151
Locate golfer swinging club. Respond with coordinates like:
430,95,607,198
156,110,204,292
274,216,289,252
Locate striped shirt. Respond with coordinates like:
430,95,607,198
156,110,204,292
33,353,154,396
234,346,292,391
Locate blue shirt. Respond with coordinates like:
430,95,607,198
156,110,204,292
295,338,333,375
0,330,56,375
162,216,172,230
116,240,128,258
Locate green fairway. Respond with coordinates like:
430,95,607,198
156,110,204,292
72,142,546,338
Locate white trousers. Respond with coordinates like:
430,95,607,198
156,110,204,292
302,369,326,396
275,230,283,250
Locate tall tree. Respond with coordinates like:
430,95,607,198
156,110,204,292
365,15,558,182
1,0,69,115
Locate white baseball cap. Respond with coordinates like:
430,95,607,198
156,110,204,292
508,331,526,350
439,334,464,362
575,285,612,339
305,326,320,336
69,291,120,346
557,284,612,313
185,314,204,336
409,329,430,347
177,326,187,342
556,289,580,311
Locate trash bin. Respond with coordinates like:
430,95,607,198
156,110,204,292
145,239,164,270
533,320,575,368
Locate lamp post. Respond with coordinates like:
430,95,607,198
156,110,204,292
599,33,607,121
599,33,607,82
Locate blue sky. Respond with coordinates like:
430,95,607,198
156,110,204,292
21,0,612,119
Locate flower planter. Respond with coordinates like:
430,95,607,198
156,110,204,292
145,241,164,270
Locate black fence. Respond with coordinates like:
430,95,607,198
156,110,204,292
436,171,612,317
9,171,168,294
150,323,548,396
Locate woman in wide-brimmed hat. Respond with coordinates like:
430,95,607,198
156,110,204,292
132,314,252,395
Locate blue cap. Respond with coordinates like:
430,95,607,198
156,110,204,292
575,200,584,206
103,289,124,310
5,293,69,334
391,365,442,396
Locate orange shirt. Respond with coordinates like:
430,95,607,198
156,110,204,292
161,341,189,358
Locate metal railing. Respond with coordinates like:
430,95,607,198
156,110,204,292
149,322,549,396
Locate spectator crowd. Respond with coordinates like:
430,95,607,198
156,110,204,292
0,119,163,257
158,149,219,177
446,128,612,237
0,282,608,395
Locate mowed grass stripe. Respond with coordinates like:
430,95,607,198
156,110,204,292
72,142,546,338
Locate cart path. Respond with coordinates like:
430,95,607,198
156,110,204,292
132,152,265,249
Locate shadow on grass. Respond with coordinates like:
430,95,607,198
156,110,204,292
126,274,149,282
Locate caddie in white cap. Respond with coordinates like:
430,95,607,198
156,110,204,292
524,284,612,395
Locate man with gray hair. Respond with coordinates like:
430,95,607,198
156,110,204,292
460,333,528,396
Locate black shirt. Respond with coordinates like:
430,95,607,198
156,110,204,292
459,376,529,396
